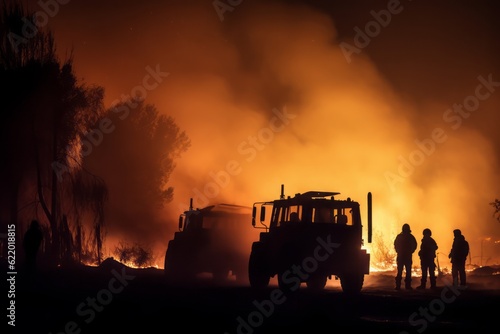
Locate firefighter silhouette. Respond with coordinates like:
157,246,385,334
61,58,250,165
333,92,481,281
449,229,469,288
394,223,417,290
23,220,43,274
417,228,438,289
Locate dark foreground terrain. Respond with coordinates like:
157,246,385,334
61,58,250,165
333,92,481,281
10,259,500,334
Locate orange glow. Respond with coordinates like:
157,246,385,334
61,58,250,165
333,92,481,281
42,1,500,270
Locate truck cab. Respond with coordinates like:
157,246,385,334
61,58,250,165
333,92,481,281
249,185,372,294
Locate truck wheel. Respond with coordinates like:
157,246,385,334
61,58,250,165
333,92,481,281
164,245,175,277
306,275,327,291
249,270,270,289
164,243,193,283
249,250,270,289
277,272,295,293
163,251,169,276
340,274,364,294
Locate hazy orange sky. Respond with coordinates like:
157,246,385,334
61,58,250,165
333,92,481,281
20,0,500,268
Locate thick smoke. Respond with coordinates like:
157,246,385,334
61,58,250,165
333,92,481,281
44,0,500,267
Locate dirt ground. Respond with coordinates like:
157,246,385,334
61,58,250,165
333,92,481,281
9,259,500,334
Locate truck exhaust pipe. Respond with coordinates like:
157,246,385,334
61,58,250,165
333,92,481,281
367,192,372,244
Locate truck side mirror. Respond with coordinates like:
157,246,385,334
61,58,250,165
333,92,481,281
178,216,183,230
252,207,256,227
260,206,266,222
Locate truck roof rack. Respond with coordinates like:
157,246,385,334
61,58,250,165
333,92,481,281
294,191,340,199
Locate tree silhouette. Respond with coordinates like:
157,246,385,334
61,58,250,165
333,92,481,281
1,2,107,266
114,241,154,268
83,100,190,246
491,199,500,222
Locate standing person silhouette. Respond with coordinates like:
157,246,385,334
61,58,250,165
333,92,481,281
394,223,417,290
417,228,438,289
23,220,43,275
449,229,469,288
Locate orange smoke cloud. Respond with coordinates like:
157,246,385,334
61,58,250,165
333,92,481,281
45,0,500,267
